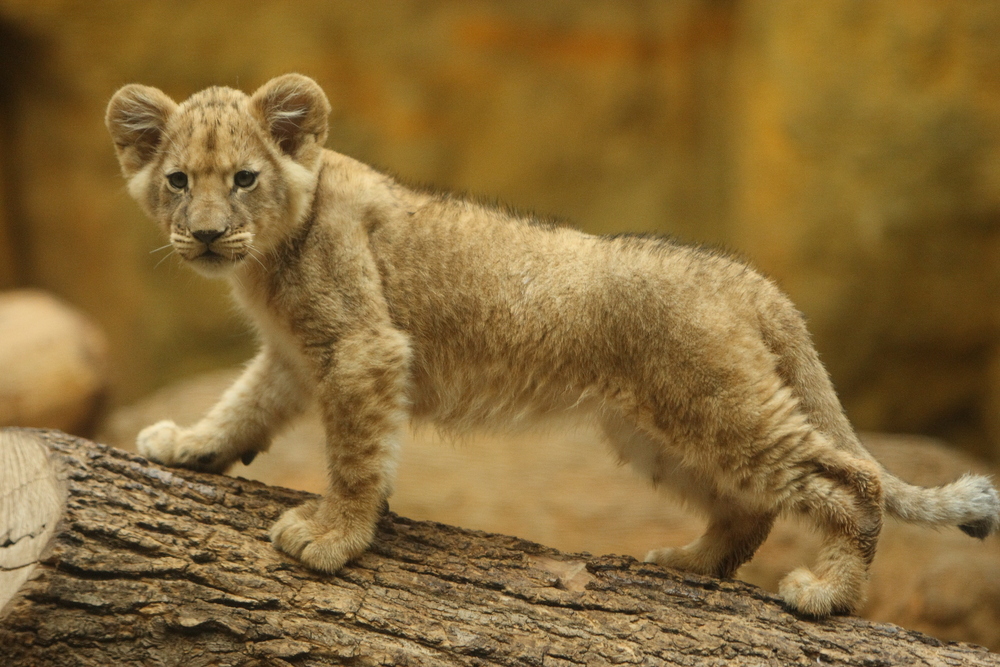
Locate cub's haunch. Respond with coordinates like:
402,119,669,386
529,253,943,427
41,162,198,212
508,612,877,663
106,74,1000,617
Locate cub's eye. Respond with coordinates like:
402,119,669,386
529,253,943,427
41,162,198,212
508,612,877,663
167,172,188,190
234,170,257,189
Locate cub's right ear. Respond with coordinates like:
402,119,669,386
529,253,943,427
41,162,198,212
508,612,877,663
105,84,178,177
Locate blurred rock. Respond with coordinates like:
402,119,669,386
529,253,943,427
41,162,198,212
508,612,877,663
0,289,108,435
101,368,1000,649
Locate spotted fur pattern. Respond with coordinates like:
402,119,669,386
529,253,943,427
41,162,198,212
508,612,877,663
106,74,1000,617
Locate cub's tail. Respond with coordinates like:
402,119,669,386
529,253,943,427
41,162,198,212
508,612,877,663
881,472,1000,538
756,283,1000,538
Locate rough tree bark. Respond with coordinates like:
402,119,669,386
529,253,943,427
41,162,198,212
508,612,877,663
1,428,997,667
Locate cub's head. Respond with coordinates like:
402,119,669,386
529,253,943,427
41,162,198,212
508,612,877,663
106,74,331,277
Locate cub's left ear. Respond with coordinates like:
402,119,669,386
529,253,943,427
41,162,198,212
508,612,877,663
251,74,331,165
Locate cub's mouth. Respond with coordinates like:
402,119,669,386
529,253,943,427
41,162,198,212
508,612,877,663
195,248,228,263
186,248,237,276
170,228,257,276
172,237,255,277
191,245,251,268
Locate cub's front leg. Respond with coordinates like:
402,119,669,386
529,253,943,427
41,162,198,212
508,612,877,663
270,328,411,573
137,347,308,473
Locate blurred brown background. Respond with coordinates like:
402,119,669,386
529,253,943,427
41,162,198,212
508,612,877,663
3,1,1000,460
4,1,1000,647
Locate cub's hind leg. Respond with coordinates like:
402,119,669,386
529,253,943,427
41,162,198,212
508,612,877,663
727,384,884,616
645,505,777,579
607,381,884,617
776,448,883,616
601,415,775,581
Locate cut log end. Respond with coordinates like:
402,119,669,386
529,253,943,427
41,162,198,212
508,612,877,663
0,429,67,617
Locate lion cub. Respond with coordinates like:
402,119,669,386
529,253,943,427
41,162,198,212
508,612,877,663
106,74,999,617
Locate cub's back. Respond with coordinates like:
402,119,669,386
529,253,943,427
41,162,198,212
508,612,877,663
365,190,781,411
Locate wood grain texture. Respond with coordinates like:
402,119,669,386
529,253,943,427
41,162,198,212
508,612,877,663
1,428,997,667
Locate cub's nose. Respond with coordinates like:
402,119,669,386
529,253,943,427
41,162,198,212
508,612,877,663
192,229,226,245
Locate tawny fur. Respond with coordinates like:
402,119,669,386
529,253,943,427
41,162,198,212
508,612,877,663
106,74,1000,617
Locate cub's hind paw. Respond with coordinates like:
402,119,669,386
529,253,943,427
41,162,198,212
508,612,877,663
778,568,855,618
645,547,714,577
270,500,376,574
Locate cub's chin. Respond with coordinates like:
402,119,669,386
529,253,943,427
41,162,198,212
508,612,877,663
187,251,242,278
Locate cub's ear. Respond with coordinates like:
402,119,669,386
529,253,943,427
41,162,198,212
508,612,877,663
250,74,331,164
105,84,178,177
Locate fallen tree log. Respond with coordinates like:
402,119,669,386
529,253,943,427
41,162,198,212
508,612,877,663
1,428,997,667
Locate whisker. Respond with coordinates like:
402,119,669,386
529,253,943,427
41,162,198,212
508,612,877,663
153,249,177,270
247,245,268,271
149,243,173,255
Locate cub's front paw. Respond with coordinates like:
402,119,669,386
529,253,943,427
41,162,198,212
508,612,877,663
137,420,185,464
136,420,229,473
270,499,376,573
